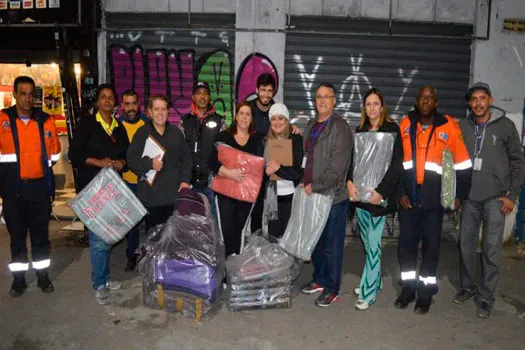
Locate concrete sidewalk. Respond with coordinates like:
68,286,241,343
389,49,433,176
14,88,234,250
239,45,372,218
1,222,525,350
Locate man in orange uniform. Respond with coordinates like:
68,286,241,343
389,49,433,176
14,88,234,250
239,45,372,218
395,86,472,314
0,76,61,297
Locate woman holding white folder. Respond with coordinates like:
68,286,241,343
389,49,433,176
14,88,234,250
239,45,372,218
127,95,192,233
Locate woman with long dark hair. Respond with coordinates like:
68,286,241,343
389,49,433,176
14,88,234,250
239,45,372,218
209,102,264,257
347,88,403,310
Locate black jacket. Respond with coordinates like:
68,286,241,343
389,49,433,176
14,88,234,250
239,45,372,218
348,120,403,216
127,122,192,207
180,107,224,188
69,113,129,190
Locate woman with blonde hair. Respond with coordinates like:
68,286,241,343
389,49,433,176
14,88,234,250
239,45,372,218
347,88,403,310
127,95,192,232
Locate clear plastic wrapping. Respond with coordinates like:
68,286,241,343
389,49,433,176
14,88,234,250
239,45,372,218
353,132,395,203
210,142,265,203
278,187,333,261
226,236,294,311
138,190,225,321
441,149,456,210
69,167,147,245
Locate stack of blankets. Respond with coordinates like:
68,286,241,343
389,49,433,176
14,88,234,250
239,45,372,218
226,236,294,311
139,189,225,321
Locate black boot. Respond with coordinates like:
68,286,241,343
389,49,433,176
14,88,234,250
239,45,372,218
10,272,27,297
395,286,416,309
414,297,432,314
36,270,55,293
124,256,137,272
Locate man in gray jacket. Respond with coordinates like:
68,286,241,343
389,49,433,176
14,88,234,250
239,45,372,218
299,83,353,307
456,82,525,318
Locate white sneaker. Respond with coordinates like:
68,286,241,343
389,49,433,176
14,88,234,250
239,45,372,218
105,280,122,290
95,286,110,305
355,299,369,311
353,287,360,296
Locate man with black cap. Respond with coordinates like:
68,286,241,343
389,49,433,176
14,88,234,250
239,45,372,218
456,82,525,318
181,82,224,210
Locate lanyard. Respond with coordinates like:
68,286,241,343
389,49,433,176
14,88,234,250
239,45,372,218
474,123,487,158
306,117,330,151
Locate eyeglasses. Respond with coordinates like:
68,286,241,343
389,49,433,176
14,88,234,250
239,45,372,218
315,95,335,100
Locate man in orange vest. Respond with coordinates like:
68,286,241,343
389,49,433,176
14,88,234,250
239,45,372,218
395,86,472,314
0,76,61,297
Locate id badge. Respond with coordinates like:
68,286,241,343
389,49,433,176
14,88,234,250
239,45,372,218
474,157,483,171
301,156,307,168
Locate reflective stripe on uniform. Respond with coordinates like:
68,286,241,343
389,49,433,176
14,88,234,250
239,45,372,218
401,271,416,280
424,161,442,175
0,153,17,163
32,259,51,270
403,161,413,170
454,159,472,170
50,153,61,162
9,262,30,272
418,276,437,285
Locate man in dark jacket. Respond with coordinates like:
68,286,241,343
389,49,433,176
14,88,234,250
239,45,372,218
180,82,224,211
455,82,525,318
299,83,353,307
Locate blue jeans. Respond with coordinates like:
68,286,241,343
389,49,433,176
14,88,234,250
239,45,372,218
88,231,110,290
194,186,217,221
125,182,140,258
312,200,349,295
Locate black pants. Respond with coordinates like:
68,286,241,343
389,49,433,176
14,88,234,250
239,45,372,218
216,194,253,257
398,207,444,298
250,191,264,233
4,187,51,272
268,194,293,240
145,204,175,234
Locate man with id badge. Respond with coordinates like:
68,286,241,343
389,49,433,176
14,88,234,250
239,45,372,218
181,82,224,215
456,82,525,318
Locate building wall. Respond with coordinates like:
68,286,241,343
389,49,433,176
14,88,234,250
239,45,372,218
472,0,525,135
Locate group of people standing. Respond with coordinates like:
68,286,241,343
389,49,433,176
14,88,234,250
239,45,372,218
2,73,524,320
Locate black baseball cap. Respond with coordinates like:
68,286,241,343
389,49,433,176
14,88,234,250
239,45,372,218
192,81,210,94
466,82,492,100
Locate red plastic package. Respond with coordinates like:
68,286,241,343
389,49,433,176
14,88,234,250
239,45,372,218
210,143,265,203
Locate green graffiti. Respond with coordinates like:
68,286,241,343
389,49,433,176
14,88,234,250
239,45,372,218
197,50,234,125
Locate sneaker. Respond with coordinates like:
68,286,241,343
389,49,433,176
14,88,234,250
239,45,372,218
355,299,370,311
353,287,360,296
300,281,324,294
315,291,339,307
95,286,110,305
453,289,475,304
124,256,137,272
9,280,27,298
36,271,55,293
105,280,122,290
476,301,491,319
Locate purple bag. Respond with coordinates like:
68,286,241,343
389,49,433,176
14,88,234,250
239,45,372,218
175,188,206,217
154,258,217,301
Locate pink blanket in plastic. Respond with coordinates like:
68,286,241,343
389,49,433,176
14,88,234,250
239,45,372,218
210,143,265,203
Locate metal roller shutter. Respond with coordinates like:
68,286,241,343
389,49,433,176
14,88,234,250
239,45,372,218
105,13,236,124
284,18,473,130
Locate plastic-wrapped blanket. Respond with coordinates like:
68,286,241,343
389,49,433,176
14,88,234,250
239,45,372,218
441,149,456,210
69,167,147,244
210,143,265,203
138,190,225,321
226,236,294,311
279,187,333,261
353,132,395,203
